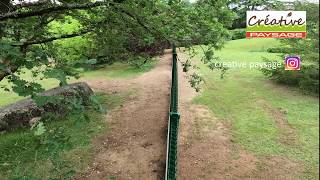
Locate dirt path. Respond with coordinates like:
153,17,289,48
75,51,301,180
77,52,172,180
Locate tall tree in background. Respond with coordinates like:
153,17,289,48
229,0,281,29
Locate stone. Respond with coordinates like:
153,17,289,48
0,82,94,132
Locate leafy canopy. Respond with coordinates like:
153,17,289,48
0,0,234,96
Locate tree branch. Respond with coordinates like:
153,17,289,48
1,30,90,82
19,30,91,47
0,1,108,21
11,0,52,11
112,5,171,44
0,66,17,82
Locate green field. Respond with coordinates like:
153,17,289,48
193,38,319,179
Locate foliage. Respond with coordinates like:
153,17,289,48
266,47,300,53
229,0,283,29
188,72,205,92
229,28,246,40
261,60,319,94
0,60,154,107
261,2,319,94
0,0,234,97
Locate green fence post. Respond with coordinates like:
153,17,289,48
166,45,180,180
167,112,180,180
170,44,178,112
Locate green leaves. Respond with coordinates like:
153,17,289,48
34,122,46,136
9,77,44,97
44,69,68,86
261,2,319,94
33,95,63,107
0,0,235,97
188,72,205,92
0,40,23,65
90,94,106,113
202,49,214,64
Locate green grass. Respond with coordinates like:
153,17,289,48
0,70,60,107
0,60,156,107
0,92,125,179
82,60,156,79
193,38,319,179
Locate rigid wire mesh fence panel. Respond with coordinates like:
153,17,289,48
166,45,180,180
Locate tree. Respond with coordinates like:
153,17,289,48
229,0,282,29
0,0,234,97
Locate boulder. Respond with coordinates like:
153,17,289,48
0,82,94,132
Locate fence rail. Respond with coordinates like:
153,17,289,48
165,45,180,180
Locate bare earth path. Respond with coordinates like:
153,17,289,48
77,52,172,180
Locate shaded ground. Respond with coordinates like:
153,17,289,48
76,52,172,180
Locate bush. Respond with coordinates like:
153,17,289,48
229,29,246,40
261,61,319,94
261,2,319,94
267,47,301,53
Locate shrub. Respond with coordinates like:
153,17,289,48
261,2,319,94
261,61,319,94
267,47,301,53
229,29,246,40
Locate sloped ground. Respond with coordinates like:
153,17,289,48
76,52,172,180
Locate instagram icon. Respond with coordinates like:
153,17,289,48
285,56,301,70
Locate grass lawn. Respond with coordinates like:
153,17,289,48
193,38,319,179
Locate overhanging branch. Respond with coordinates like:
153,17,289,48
112,5,171,44
11,0,52,11
0,1,108,21
20,30,91,47
0,30,90,82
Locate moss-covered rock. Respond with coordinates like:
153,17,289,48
0,82,93,132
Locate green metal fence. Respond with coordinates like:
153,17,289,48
165,45,180,180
